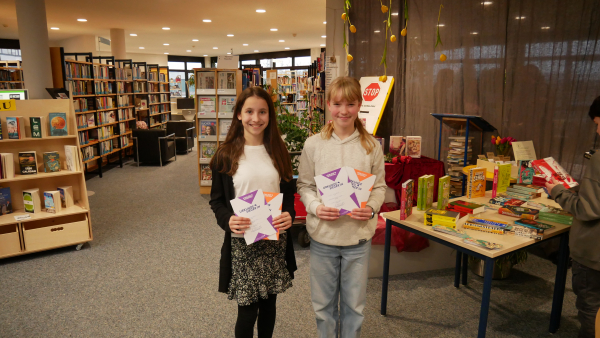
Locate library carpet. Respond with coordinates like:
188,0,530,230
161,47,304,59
0,146,581,337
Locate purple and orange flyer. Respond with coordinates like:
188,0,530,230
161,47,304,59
230,189,277,245
314,168,360,216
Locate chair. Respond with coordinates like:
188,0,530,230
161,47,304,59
132,129,176,166
166,121,195,154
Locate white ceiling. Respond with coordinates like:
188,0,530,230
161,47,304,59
0,0,327,57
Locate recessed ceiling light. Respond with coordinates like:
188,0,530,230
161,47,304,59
391,12,399,16
541,26,550,29
323,21,327,24
50,27,59,30
203,19,211,23
139,47,145,49
285,47,290,49
279,40,285,42
130,33,137,36
374,30,380,33
162,27,170,30
320,44,325,47
192,39,198,42
77,19,87,22
227,34,234,37
270,28,278,31
203,55,208,56
227,52,231,55
438,24,445,27
164,52,169,54
213,47,218,49
321,35,326,38
481,1,493,4
243,43,248,46
516,16,525,19
256,9,266,13
254,50,259,52
471,32,478,35
187,50,192,52
163,43,169,46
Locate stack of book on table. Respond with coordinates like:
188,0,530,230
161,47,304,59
447,136,474,196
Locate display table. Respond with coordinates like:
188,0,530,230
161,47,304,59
380,191,571,338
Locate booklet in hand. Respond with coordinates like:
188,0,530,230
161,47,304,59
230,189,277,245
264,192,283,241
314,168,360,215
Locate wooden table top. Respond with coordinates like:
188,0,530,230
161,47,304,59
382,191,571,258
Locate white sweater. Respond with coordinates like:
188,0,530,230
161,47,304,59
297,129,386,246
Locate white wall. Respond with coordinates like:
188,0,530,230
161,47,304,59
125,52,168,66
311,47,321,63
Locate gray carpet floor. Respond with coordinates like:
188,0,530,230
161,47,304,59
0,146,581,337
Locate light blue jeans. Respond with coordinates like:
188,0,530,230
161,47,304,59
310,239,371,338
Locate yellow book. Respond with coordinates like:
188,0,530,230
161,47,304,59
467,167,486,199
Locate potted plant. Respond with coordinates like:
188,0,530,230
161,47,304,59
277,102,322,174
469,250,527,279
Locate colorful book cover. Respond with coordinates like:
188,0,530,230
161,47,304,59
6,117,19,139
417,176,426,211
30,117,43,138
400,179,414,220
200,142,217,160
230,189,277,245
19,151,37,175
492,165,499,198
449,200,486,214
345,167,376,209
425,175,435,209
263,192,283,240
0,187,12,215
200,120,217,136
497,163,512,193
437,175,450,210
219,96,236,113
198,97,216,114
389,136,406,156
517,160,534,184
314,167,359,216
467,167,486,199
531,157,578,189
200,164,212,181
23,188,40,213
49,112,68,136
219,119,232,137
43,152,60,172
44,192,56,213
406,136,422,158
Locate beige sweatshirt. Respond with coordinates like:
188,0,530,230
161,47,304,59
297,129,387,246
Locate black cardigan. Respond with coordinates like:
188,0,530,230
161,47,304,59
209,166,298,293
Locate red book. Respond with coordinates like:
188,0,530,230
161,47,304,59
531,157,578,189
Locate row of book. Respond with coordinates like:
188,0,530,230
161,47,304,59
98,111,116,125
78,130,93,145
148,72,166,82
65,62,92,79
99,139,114,155
0,185,74,216
0,69,22,81
97,125,115,140
116,82,133,94
132,67,145,80
76,114,95,129
73,98,94,112
196,72,237,90
93,66,110,79
2,146,80,176
70,80,93,96
120,135,130,148
115,68,133,81
297,100,308,110
389,136,423,158
133,82,147,93
118,108,134,121
148,94,169,103
94,82,113,94
0,82,22,89
96,97,115,110
3,114,67,139
117,95,131,107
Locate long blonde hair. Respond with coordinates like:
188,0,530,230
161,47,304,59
322,76,376,154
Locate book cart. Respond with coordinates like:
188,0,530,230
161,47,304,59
0,99,92,259
195,68,242,194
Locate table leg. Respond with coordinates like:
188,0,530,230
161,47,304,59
455,251,462,288
549,233,570,333
478,257,494,338
462,253,469,286
380,219,393,316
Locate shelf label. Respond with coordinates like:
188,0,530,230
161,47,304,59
14,214,31,221
0,100,16,111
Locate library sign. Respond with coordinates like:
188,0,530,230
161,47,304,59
359,77,394,135
0,100,16,111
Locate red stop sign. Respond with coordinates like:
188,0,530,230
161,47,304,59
363,83,380,102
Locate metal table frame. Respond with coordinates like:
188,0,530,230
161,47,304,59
380,218,570,338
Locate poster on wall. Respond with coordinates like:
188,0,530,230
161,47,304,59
358,77,394,135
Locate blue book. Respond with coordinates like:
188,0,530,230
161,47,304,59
48,112,68,136
0,187,12,215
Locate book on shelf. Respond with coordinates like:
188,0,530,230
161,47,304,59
64,145,81,171
0,153,14,179
198,97,216,114
219,119,232,137
0,187,12,215
19,151,37,175
531,157,578,189
400,179,414,220
200,120,217,136
44,191,62,213
6,116,26,139
219,96,236,114
57,186,74,208
466,167,486,199
389,136,406,156
200,142,217,161
198,72,215,90
29,117,45,138
437,175,450,210
406,136,422,158
218,72,236,90
49,112,68,136
200,164,213,181
23,188,41,213
43,152,60,172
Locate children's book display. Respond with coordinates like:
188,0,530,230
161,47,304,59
2,114,66,140
314,167,376,216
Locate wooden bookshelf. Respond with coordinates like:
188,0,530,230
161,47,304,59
0,66,24,89
145,65,171,129
195,68,242,194
0,99,92,259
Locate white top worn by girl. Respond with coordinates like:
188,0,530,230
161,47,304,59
297,129,387,246
232,145,281,238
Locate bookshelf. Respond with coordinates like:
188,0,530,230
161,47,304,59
0,98,92,259
0,64,24,89
307,61,326,127
146,64,171,128
195,68,242,194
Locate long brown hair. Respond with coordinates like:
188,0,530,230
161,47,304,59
321,76,376,154
210,86,293,181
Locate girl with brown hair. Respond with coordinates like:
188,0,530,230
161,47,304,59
209,86,297,338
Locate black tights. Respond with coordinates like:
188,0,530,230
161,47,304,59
235,294,278,338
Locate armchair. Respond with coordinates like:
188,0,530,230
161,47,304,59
132,129,177,166
166,121,195,154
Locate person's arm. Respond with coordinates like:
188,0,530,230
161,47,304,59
551,155,600,222
365,142,387,214
297,139,323,216
209,167,235,233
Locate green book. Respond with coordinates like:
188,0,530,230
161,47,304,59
497,163,512,193
417,176,425,210
425,175,435,209
30,117,43,138
437,175,451,210
43,152,60,172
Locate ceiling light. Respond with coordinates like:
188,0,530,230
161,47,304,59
192,39,199,42
256,9,266,13
130,33,137,36
213,47,218,49
50,27,59,30
541,26,550,29
321,35,326,38
270,28,278,31
227,52,231,55
227,34,234,37
243,44,248,46
323,21,327,24
203,55,208,56
438,24,445,27
164,52,169,54
481,1,493,4
391,12,399,16
516,16,525,19
77,19,87,22
187,50,192,52
279,40,285,42
139,47,145,49
374,30,380,33
254,50,259,52
163,43,169,45
162,27,170,30
203,19,212,23
285,47,290,49
320,44,325,47
471,32,479,35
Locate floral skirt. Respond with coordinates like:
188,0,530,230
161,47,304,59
228,233,292,306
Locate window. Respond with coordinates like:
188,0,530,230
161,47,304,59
241,60,256,65
168,61,185,70
273,57,292,67
295,56,311,66
260,59,272,68
187,62,202,69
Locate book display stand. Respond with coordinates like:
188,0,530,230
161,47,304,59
0,99,92,259
195,68,242,194
430,114,496,196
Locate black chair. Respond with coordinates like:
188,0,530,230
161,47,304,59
132,129,176,166
166,121,195,154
